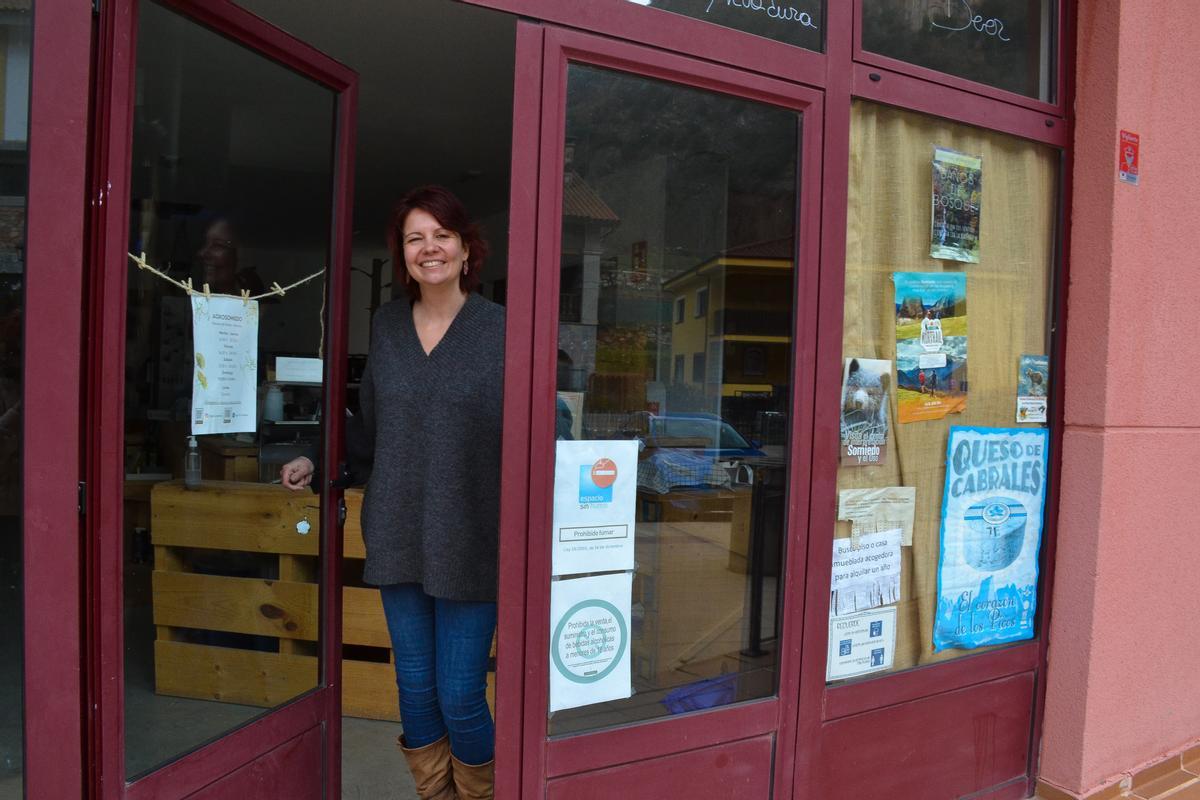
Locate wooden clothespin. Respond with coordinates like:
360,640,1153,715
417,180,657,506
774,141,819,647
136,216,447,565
270,281,285,297
184,277,194,296
203,282,211,300
240,289,251,306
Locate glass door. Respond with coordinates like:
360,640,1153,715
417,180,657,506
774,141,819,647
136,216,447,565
522,27,824,800
89,0,356,796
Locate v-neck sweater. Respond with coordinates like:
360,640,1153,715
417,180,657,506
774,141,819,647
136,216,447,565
356,292,505,601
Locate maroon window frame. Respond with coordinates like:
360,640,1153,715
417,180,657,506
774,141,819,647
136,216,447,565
22,0,95,797
85,1,357,797
461,0,1070,118
794,7,1075,800
852,0,1069,116
516,25,825,800
460,0,827,90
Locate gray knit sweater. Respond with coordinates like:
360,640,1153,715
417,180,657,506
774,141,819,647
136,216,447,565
356,292,505,601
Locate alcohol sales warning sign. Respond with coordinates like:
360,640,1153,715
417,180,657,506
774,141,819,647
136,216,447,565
548,572,633,711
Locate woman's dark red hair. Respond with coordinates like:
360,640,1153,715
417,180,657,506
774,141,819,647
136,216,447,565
387,185,488,301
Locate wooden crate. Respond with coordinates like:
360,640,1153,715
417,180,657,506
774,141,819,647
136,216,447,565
150,482,494,721
198,438,259,482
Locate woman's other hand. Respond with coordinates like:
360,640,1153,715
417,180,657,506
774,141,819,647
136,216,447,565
280,456,315,490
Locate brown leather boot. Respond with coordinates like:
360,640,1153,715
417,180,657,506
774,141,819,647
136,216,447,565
450,755,494,800
398,736,458,800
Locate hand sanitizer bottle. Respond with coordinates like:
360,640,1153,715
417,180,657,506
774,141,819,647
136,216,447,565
184,436,202,490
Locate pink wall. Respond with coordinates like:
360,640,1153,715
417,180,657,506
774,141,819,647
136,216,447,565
1041,0,1200,794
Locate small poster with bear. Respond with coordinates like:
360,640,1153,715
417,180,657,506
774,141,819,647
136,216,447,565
840,357,891,466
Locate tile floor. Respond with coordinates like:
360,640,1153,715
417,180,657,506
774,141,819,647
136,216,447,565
1037,744,1200,800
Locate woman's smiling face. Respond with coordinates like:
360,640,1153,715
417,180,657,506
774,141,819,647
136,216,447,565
402,208,469,292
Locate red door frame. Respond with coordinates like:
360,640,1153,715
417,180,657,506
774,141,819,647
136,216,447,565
516,25,825,799
23,0,95,797
491,18,546,800
86,1,357,797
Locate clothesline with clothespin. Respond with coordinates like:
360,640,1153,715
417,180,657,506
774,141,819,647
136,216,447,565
128,251,326,304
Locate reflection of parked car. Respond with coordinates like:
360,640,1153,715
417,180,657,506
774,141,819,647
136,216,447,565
631,412,765,495
643,413,766,460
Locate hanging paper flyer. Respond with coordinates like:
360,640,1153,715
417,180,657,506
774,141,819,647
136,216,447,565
552,439,639,576
191,294,259,435
894,272,967,423
826,606,897,682
934,426,1049,651
931,147,982,263
1016,354,1049,424
830,528,902,616
840,357,891,467
549,572,633,712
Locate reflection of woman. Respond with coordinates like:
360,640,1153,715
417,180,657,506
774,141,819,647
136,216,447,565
281,186,504,800
197,217,267,296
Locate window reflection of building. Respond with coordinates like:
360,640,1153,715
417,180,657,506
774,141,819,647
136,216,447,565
664,238,794,433
558,162,619,395
550,65,799,735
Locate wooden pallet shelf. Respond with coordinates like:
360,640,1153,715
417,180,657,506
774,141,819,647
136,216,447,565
150,481,494,721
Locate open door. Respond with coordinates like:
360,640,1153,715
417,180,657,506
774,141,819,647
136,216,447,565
87,1,356,796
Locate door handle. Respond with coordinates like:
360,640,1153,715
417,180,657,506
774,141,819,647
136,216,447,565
338,496,347,528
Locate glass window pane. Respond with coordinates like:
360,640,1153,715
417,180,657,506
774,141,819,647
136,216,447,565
828,100,1058,686
622,0,823,52
862,0,1056,102
123,1,335,777
0,5,30,796
548,64,799,735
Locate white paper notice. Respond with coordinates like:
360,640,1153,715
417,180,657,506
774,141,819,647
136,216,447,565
276,356,323,384
830,528,902,616
838,486,916,546
191,295,259,435
549,572,633,712
826,606,897,681
552,440,638,577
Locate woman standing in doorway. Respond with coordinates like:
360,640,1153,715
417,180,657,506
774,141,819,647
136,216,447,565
281,186,504,800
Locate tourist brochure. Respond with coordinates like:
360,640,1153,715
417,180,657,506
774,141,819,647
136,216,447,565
893,271,968,423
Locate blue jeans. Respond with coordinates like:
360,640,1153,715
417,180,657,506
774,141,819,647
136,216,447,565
379,583,497,765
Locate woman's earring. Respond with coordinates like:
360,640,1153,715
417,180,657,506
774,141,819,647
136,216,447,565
463,262,469,275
